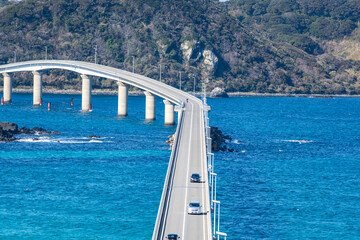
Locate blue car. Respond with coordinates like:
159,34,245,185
190,173,201,183
166,233,180,239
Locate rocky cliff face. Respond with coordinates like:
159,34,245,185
181,40,219,77
202,49,219,76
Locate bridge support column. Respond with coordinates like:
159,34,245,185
163,100,175,125
81,74,92,111
144,91,156,120
2,73,12,103
33,71,43,106
117,82,128,116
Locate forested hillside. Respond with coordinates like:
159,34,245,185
0,0,17,9
0,0,360,94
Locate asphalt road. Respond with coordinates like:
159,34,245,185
163,100,211,240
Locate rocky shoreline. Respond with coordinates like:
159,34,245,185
0,88,145,96
227,92,360,98
1,88,359,98
0,122,60,142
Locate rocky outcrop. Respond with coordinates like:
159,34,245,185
165,134,175,150
181,40,219,76
209,87,229,98
87,135,101,139
181,40,202,63
210,126,232,152
0,128,16,142
0,122,60,142
0,122,19,134
202,49,218,75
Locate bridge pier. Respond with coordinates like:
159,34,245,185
163,100,175,125
2,73,12,103
144,91,156,120
81,74,92,111
117,82,128,116
32,71,43,106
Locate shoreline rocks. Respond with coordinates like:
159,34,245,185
210,126,232,152
209,87,229,98
165,134,175,150
0,122,60,143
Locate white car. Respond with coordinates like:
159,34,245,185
187,201,201,215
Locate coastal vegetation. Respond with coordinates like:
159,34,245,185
0,0,360,94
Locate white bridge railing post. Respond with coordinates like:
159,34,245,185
203,94,227,239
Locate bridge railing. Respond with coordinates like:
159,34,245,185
203,96,227,240
152,102,185,240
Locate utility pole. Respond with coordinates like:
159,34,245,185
202,81,207,102
160,64,162,82
132,56,135,73
45,46,48,60
94,44,97,64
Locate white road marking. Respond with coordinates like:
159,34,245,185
200,106,206,240
182,102,194,238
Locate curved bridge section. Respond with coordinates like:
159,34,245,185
0,60,213,239
0,60,184,105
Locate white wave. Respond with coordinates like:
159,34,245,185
281,139,313,144
57,140,90,144
241,150,246,153
16,137,106,144
232,139,240,144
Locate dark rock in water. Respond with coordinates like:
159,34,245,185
19,127,32,134
228,148,234,152
87,135,101,139
209,87,229,98
31,127,52,135
0,122,60,142
210,126,232,152
0,122,19,134
0,128,16,142
219,145,227,151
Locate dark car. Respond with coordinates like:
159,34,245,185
166,234,180,239
190,173,201,183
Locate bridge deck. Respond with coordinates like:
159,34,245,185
163,101,211,239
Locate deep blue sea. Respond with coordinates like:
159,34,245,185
1,94,360,239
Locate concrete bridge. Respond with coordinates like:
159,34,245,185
0,60,226,240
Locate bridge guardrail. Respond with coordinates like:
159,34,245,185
152,102,185,240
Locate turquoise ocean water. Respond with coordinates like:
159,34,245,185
1,94,360,239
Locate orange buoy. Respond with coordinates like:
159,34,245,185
40,98,43,106
89,104,92,111
48,102,51,111
71,98,74,106
1,97,4,105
